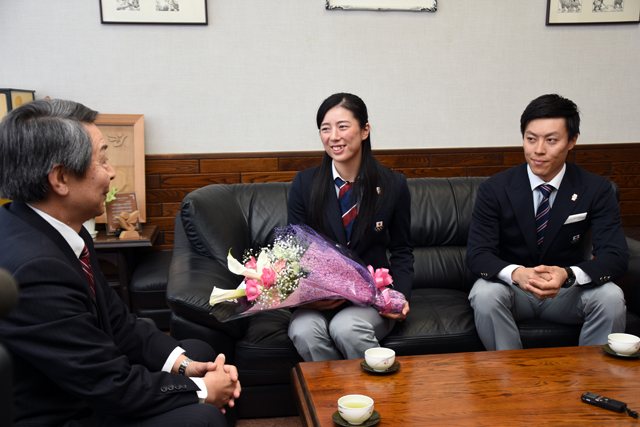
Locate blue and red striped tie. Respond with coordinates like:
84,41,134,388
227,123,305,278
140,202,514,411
79,244,96,297
536,184,554,247
335,177,357,245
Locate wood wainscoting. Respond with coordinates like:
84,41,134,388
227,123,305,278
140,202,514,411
145,143,640,250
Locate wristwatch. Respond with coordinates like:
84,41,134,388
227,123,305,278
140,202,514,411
178,357,193,376
562,267,576,288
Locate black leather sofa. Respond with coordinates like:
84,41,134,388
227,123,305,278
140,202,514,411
166,177,640,419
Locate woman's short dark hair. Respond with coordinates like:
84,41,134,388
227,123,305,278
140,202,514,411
308,93,388,244
520,94,580,142
0,99,97,203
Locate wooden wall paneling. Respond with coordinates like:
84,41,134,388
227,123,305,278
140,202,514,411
201,158,279,173
159,173,240,188
431,152,503,167
146,159,200,174
241,172,298,183
278,156,323,171
144,143,640,250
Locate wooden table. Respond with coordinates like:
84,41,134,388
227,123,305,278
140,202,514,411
291,346,640,426
93,225,158,309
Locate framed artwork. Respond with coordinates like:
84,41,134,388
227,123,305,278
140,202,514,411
100,0,208,25
0,88,35,120
546,0,640,25
326,0,436,12
94,114,146,224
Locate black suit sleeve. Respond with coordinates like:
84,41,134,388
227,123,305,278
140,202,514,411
385,173,414,300
1,254,200,419
575,178,628,284
465,180,511,281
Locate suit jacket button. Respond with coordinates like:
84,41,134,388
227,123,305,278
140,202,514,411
161,386,168,392
168,385,175,391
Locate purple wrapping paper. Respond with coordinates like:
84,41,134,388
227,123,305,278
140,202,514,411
213,225,406,322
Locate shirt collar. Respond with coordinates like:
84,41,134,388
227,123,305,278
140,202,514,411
527,163,566,192
331,160,346,182
26,204,85,258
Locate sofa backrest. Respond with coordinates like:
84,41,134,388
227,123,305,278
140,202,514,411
177,177,620,294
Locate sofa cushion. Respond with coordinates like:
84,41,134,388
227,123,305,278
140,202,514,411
234,309,302,387
382,288,484,354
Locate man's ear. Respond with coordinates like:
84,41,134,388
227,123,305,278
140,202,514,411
47,164,70,197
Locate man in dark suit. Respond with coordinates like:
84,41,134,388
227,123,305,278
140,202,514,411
466,94,628,351
0,99,240,426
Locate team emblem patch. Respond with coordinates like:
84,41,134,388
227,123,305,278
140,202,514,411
572,234,581,244
375,221,384,232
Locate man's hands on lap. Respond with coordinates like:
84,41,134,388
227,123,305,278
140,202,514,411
202,354,241,412
512,265,568,300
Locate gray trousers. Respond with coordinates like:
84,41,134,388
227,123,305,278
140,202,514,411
288,305,394,361
468,278,627,351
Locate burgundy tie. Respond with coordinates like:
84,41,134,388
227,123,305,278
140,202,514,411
79,245,96,297
335,177,357,245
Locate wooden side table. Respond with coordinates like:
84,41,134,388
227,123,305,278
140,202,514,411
93,225,158,310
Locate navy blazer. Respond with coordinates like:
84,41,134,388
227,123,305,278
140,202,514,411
0,202,200,426
288,166,414,300
466,162,628,285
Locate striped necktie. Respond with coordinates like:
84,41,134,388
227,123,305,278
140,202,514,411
79,244,96,297
536,184,554,247
335,177,357,245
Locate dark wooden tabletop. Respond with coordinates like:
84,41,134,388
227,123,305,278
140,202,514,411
292,346,640,426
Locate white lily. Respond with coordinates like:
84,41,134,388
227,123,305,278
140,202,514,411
210,286,247,306
227,249,272,281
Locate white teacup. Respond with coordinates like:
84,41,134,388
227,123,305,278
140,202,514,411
338,394,374,425
608,333,640,356
365,347,395,372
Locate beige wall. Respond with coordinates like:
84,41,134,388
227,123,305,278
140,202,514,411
1,1,638,154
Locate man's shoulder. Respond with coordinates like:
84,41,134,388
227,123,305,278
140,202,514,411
482,163,527,188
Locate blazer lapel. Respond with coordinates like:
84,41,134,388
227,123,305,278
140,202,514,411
326,190,348,246
11,202,100,313
538,168,586,259
505,166,538,261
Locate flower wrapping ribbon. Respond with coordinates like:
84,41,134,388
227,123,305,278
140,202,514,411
368,265,393,313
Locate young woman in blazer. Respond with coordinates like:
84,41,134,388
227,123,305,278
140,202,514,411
287,93,414,361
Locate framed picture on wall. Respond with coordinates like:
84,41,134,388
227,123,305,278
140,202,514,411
94,114,146,224
100,0,208,25
546,0,640,25
326,0,436,12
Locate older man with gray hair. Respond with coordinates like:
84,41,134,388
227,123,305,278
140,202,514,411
0,99,240,427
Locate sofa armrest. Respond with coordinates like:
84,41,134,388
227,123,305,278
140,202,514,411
619,237,640,315
167,214,248,338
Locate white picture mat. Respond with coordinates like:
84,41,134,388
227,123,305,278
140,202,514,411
548,0,640,24
100,0,207,23
326,0,436,11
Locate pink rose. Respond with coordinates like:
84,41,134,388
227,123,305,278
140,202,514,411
261,267,277,288
245,279,263,301
244,256,257,270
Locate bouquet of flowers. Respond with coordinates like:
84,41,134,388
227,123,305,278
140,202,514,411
209,224,406,322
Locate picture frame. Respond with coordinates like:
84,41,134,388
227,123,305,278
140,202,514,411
100,0,208,25
546,0,640,25
94,114,146,224
325,0,436,12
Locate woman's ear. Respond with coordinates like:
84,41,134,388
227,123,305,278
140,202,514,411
361,123,370,141
47,164,70,197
